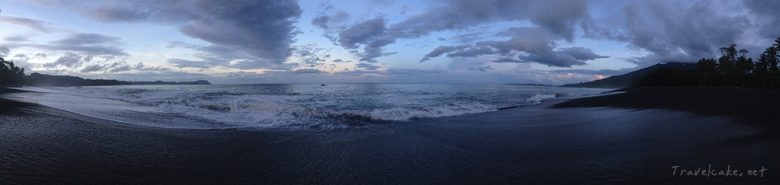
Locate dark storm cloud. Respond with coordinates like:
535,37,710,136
391,0,588,41
743,0,780,38
557,47,608,61
337,18,392,62
333,0,591,62
79,0,302,66
420,27,606,67
584,0,751,66
0,15,53,32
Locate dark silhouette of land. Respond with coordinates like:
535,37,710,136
0,57,210,87
554,86,780,128
0,57,25,87
566,38,780,88
562,63,696,88
557,39,780,130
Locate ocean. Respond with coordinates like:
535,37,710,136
5,84,609,129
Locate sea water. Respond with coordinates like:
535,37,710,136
6,84,609,129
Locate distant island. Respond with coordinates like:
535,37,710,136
1,57,210,87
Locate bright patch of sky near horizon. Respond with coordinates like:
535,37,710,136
0,0,778,84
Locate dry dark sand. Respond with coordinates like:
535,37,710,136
1,87,779,184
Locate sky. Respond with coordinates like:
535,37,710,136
0,0,779,84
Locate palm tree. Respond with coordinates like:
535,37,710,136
773,38,780,71
718,44,739,86
735,49,753,87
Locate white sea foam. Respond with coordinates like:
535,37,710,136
526,94,558,104
5,85,609,129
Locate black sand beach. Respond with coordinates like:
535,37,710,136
2,87,779,184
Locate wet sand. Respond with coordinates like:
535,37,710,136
1,87,779,184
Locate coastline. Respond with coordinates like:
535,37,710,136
554,86,780,128
1,87,779,184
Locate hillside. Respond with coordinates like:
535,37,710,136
562,63,696,88
25,73,211,87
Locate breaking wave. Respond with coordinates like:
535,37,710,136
5,84,607,129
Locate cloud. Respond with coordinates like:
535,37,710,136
420,27,606,67
339,18,386,49
743,0,780,38
584,0,752,66
311,11,349,30
332,59,351,63
0,15,53,32
78,0,302,67
108,64,131,73
88,6,151,22
0,46,8,58
80,64,106,73
356,62,381,70
168,58,215,68
419,45,469,62
557,47,608,61
43,52,83,68
3,35,29,42
331,0,592,62
384,68,446,75
293,68,324,74
337,17,394,62
37,33,127,56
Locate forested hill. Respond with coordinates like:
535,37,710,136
562,63,696,88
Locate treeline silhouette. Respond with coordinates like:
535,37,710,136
1,56,209,87
1,56,128,87
0,57,26,86
637,38,780,88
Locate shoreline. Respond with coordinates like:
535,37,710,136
554,86,780,129
1,87,779,184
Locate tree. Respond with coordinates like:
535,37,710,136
718,44,738,86
755,48,776,87
766,38,780,73
735,49,753,87
695,58,717,86
0,57,26,86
